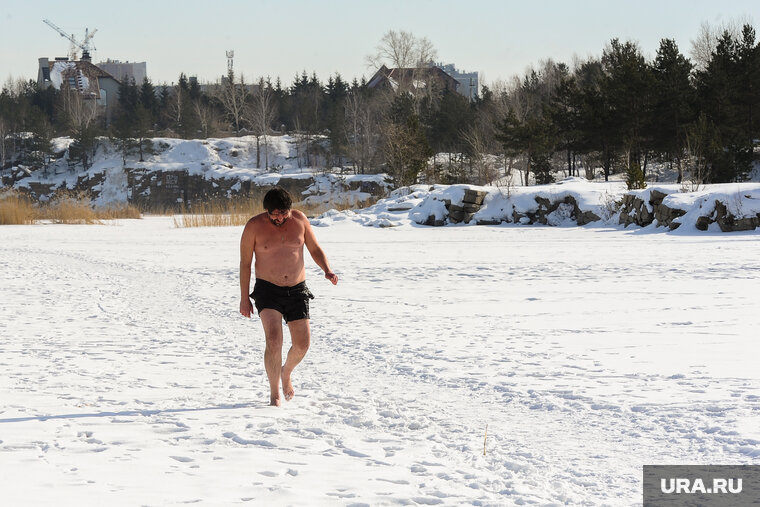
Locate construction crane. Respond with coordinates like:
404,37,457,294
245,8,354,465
43,19,97,61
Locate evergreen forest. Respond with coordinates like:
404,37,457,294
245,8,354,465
2,23,760,188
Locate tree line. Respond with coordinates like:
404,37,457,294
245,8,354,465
2,23,759,187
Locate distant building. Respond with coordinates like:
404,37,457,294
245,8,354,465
96,59,147,85
367,65,460,95
37,55,121,123
437,63,479,101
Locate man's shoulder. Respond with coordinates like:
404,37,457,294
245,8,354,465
244,213,268,230
291,209,308,221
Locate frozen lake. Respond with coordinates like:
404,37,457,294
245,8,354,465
1,218,759,505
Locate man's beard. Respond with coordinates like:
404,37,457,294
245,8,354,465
269,217,288,227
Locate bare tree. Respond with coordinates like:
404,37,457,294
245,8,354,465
217,71,250,135
690,18,749,71
488,78,526,183
193,98,220,139
345,91,363,173
166,84,185,136
463,125,499,186
367,29,438,70
249,78,278,169
60,86,98,131
368,30,411,69
345,89,385,175
682,113,715,191
345,90,372,174
292,117,307,169
59,87,99,169
0,117,8,170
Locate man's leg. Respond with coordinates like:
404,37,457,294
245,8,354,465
281,318,311,401
259,309,284,406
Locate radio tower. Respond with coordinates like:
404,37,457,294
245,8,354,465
226,50,234,79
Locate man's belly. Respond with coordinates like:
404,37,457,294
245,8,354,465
254,256,305,287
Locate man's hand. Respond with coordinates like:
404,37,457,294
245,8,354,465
240,297,254,318
325,272,339,285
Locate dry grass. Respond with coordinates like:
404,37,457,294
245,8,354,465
95,204,142,220
45,192,100,224
0,191,37,225
0,190,143,225
172,198,263,228
3,189,376,228
171,195,378,228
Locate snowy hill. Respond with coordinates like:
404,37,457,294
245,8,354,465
5,135,391,208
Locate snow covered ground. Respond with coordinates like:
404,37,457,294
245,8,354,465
1,218,759,505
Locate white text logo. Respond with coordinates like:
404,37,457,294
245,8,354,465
660,478,742,494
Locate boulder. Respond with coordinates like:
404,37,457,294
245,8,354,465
619,195,653,227
714,201,760,232
525,195,601,226
463,189,487,205
462,202,481,213
448,209,464,223
347,179,386,196
654,203,686,229
695,215,712,231
576,209,601,226
475,218,503,225
276,177,316,198
649,189,669,207
423,214,446,227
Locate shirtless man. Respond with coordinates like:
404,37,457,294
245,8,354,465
239,187,338,406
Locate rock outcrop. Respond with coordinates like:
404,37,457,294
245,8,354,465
695,200,760,232
521,195,600,226
619,189,687,229
414,189,601,227
448,189,487,224
619,188,759,231
14,167,389,210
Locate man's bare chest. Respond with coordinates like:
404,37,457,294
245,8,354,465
256,225,304,252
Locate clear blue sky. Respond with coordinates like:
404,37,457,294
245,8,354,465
1,0,758,87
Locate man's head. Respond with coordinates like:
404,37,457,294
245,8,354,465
263,187,293,227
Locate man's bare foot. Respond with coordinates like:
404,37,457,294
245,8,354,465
270,395,281,407
281,371,295,401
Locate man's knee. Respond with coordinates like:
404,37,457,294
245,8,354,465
264,330,283,347
292,335,310,353
262,322,283,346
289,324,310,353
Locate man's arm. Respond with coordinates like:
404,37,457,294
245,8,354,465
239,219,256,317
302,214,338,285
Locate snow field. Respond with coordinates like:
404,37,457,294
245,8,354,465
1,218,759,505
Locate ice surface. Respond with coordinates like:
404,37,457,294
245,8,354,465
1,218,759,505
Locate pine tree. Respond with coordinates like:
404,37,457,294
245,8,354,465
601,39,655,178
695,30,754,181
429,89,474,181
383,94,432,186
175,73,200,138
625,161,646,189
651,38,695,181
28,112,54,172
325,73,348,167
139,78,158,125
547,75,582,176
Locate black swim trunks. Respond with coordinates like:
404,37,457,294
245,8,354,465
250,278,315,323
